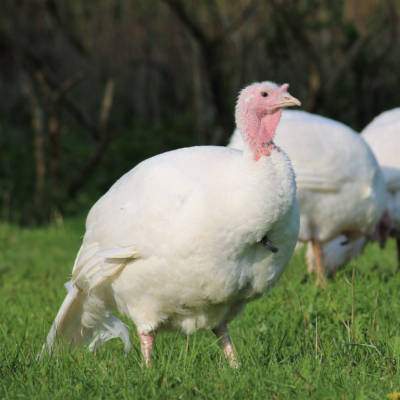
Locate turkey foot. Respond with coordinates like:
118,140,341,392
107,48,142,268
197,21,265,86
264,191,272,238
212,323,239,368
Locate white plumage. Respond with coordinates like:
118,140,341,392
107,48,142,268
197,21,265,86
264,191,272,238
320,108,400,271
363,108,400,235
230,91,386,284
42,82,300,366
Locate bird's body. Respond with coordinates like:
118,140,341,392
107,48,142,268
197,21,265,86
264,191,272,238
230,107,386,283
310,108,400,272
43,82,301,366
77,146,298,335
362,108,400,234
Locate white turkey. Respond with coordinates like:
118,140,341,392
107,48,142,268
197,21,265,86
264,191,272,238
41,82,301,367
363,108,400,267
320,108,400,271
229,84,386,286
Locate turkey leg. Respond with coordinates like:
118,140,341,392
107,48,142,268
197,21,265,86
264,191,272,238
212,323,239,368
139,332,155,367
311,239,327,287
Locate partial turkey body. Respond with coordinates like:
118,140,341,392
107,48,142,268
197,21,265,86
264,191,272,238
230,90,386,285
42,82,300,367
317,108,400,272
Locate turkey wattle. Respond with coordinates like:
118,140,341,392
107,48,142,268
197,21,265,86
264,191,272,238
42,82,301,367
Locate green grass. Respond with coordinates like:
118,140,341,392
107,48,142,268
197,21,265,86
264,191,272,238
1,219,399,399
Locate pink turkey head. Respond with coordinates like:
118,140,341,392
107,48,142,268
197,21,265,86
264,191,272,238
235,82,301,160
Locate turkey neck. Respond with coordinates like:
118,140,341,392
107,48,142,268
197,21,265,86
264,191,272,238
242,110,282,161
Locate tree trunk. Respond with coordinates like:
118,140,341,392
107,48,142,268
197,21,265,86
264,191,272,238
24,79,47,215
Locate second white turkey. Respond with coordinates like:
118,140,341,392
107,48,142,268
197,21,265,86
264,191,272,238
315,108,400,272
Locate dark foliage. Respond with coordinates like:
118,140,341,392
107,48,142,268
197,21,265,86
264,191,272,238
0,0,399,224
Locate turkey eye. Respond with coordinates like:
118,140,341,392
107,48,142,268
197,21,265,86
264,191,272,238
261,92,268,97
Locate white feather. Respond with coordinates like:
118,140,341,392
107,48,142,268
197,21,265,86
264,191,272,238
40,281,131,357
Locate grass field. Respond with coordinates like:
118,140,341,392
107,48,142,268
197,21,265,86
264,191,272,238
1,218,399,399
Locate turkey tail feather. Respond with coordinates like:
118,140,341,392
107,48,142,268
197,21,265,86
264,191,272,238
39,281,131,359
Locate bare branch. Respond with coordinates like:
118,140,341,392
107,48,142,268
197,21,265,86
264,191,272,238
67,78,115,198
43,73,99,139
268,0,323,75
98,79,115,133
22,49,100,139
162,0,236,142
325,36,369,93
327,0,398,93
45,0,88,56
54,73,86,103
21,76,46,208
370,0,399,66
162,0,211,45
216,0,258,43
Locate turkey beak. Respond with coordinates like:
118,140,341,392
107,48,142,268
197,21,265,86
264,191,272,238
279,93,301,108
276,84,301,108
